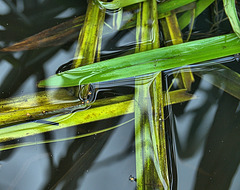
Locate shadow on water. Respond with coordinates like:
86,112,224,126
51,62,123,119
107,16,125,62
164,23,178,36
165,64,240,189
194,92,240,190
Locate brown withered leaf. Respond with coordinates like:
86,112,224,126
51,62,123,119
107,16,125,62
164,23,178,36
0,15,85,52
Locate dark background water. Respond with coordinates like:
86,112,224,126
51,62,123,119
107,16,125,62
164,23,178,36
164,65,240,190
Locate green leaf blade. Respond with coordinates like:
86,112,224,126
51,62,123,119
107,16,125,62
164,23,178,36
38,33,240,88
223,0,240,38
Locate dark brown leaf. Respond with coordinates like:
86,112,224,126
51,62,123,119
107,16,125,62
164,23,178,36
0,15,85,52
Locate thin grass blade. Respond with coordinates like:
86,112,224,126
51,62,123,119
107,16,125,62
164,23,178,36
0,118,134,151
223,0,240,38
179,0,214,30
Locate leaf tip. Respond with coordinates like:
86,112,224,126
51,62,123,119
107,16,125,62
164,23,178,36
38,80,47,88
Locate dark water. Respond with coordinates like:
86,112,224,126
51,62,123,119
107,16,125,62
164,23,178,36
164,60,240,190
0,0,240,190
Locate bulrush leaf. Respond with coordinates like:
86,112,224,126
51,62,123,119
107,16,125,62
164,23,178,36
38,33,240,88
0,16,84,52
0,100,134,143
164,12,195,90
179,0,214,30
223,0,240,38
134,0,169,189
158,0,196,14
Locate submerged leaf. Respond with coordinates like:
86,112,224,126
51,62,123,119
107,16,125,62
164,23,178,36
196,64,240,100
0,16,84,52
38,33,240,88
0,89,133,126
164,89,196,106
0,100,134,143
134,1,169,188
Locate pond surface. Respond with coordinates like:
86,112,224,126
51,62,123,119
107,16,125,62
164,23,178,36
0,0,240,190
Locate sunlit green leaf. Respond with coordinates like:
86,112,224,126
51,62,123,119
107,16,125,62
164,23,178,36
179,0,214,30
38,33,240,88
223,0,240,38
158,0,196,15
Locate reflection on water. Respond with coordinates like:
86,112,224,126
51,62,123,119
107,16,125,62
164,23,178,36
0,0,240,190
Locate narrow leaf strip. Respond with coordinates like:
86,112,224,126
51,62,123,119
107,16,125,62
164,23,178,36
158,0,196,15
71,0,106,99
0,118,134,151
179,0,214,30
223,0,240,38
38,33,240,87
165,12,195,90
